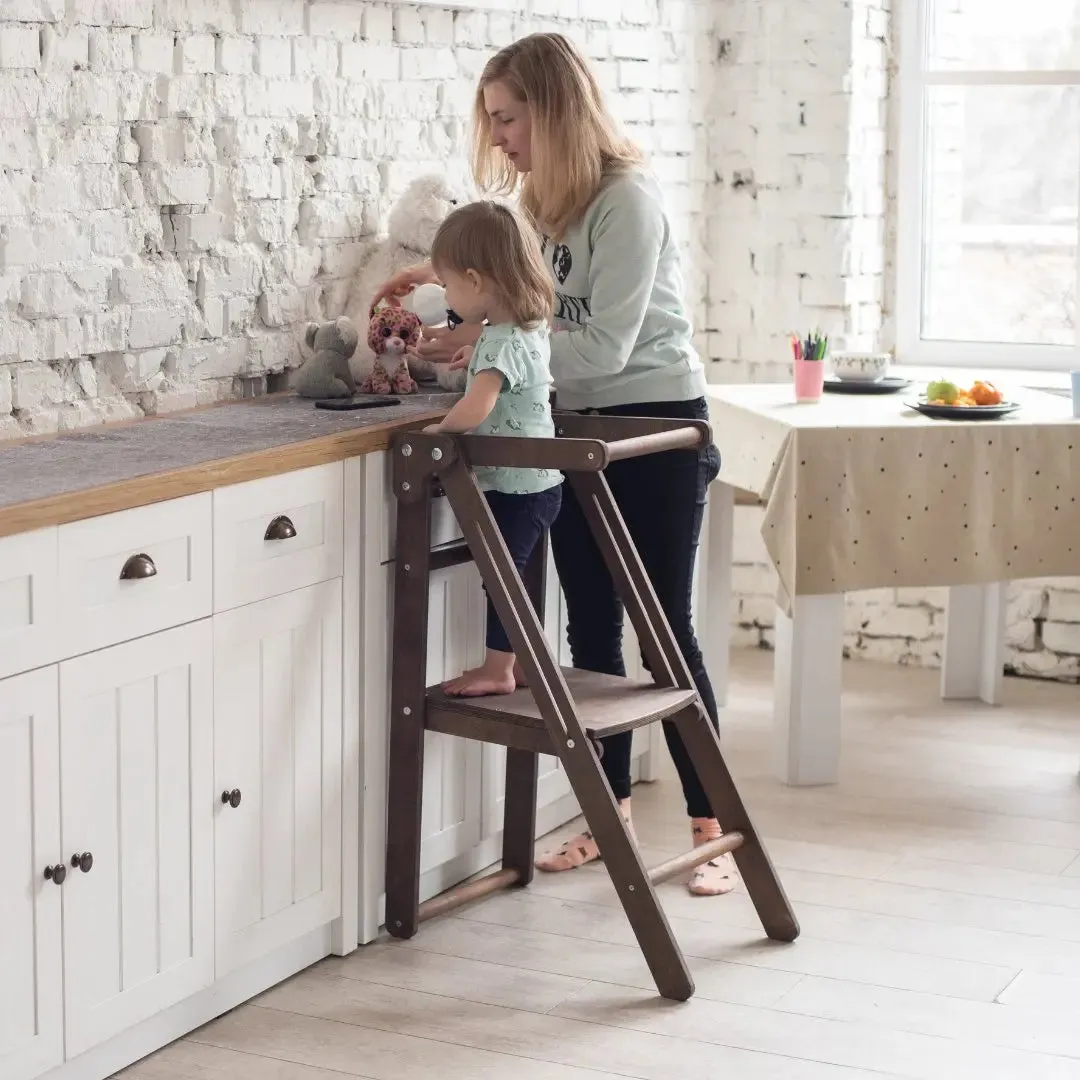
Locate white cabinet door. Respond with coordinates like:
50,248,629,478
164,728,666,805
0,667,64,1080
58,622,214,1058
420,562,486,873
213,580,343,975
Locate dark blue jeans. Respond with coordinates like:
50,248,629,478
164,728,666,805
550,397,722,819
485,486,563,653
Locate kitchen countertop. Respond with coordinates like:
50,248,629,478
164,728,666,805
0,391,457,538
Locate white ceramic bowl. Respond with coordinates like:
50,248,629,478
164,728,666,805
831,351,891,382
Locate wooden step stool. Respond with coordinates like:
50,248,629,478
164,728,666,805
384,414,799,1001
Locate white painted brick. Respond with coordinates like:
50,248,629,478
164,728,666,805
294,34,338,75
134,33,175,74
362,4,394,42
128,307,184,349
71,0,152,28
217,35,254,74
400,46,457,81
1047,589,1080,624
392,7,425,45
141,162,211,205
611,29,654,61
156,0,236,33
0,25,41,70
88,28,132,70
257,36,293,77
179,33,216,74
240,1,304,36
423,8,455,46
341,41,398,81
309,2,362,39
454,13,487,49
4,0,64,20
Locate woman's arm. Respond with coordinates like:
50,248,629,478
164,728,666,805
371,261,438,310
548,182,665,379
426,369,502,433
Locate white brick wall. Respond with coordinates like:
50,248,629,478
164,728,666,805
0,0,711,437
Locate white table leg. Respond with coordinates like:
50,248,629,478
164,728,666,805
941,583,1007,705
773,593,845,786
699,481,734,707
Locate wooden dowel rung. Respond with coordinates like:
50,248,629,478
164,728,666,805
647,832,744,886
604,428,704,462
417,867,520,923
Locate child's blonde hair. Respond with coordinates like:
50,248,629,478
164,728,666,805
472,32,643,239
430,200,554,330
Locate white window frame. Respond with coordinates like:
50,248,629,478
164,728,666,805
896,0,1080,371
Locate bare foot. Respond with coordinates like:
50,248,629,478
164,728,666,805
442,667,516,697
513,660,527,688
687,817,740,896
535,801,633,872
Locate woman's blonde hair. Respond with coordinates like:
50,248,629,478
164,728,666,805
430,200,554,329
472,32,643,238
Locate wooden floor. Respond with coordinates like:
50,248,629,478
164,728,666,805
119,651,1080,1080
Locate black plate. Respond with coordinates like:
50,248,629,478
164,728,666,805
905,400,1020,420
824,376,912,395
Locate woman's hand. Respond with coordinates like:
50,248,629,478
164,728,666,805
449,345,474,371
370,262,437,311
410,323,483,365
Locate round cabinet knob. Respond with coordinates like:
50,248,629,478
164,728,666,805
44,863,67,885
221,788,242,808
264,515,296,541
71,852,94,874
120,553,157,580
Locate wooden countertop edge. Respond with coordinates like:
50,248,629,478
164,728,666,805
0,408,446,540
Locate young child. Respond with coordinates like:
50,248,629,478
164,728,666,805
423,200,562,698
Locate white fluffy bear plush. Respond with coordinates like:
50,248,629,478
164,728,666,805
343,172,470,392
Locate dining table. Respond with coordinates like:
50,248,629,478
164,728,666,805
697,379,1080,785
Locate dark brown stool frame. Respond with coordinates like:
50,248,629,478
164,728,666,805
384,414,798,1001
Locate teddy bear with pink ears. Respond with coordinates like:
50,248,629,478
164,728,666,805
343,172,470,394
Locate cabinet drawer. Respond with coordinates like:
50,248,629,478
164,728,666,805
213,462,344,611
378,451,463,564
57,495,212,657
0,527,60,679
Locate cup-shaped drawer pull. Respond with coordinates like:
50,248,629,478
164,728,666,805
119,553,157,580
264,515,297,542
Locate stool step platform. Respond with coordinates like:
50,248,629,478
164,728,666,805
426,668,699,752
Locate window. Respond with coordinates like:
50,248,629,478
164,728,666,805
897,0,1080,369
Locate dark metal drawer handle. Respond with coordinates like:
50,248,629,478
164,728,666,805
221,788,242,808
120,553,157,580
44,863,66,885
71,852,94,874
264,516,296,541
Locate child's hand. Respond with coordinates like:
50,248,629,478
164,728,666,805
422,423,442,434
449,346,474,371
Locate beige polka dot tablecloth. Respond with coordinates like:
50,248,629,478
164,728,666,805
705,383,1080,613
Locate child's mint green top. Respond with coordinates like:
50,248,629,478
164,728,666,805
467,322,562,496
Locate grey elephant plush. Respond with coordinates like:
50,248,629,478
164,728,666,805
294,317,360,399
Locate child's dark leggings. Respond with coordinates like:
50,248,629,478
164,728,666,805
484,485,563,652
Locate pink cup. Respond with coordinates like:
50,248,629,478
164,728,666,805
794,356,826,403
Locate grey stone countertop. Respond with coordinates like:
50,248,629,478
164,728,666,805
0,391,458,534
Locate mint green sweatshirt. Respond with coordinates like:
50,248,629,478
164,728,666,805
539,168,707,411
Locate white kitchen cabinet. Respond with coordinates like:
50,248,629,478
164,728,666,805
212,579,343,976
0,667,64,1080
58,622,214,1059
420,561,487,873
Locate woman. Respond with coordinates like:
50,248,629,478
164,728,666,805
373,32,734,897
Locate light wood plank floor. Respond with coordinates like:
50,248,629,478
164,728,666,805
118,651,1080,1080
